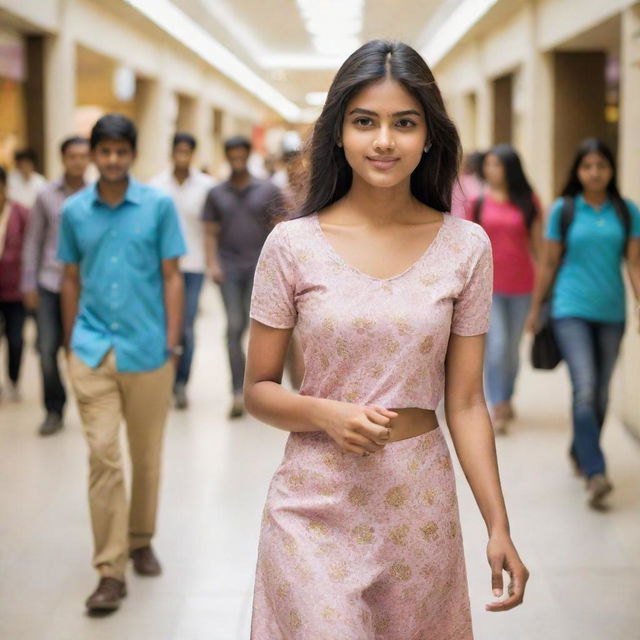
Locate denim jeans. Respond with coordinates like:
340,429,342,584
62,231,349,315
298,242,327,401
0,300,26,384
219,267,254,393
485,293,531,407
175,272,204,386
552,317,625,478
36,287,66,414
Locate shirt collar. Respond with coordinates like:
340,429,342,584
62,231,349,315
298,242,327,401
223,175,260,193
576,193,612,210
91,177,142,207
55,176,87,194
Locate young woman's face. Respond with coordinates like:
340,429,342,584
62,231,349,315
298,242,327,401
482,153,505,188
577,151,612,193
341,78,427,190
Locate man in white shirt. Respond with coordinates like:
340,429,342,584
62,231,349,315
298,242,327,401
8,148,47,209
150,133,216,409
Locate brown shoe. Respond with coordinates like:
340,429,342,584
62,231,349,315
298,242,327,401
130,546,162,576
85,577,126,612
587,473,613,509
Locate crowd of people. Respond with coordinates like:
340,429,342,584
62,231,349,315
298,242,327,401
0,38,639,632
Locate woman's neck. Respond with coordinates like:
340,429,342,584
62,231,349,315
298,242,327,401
487,185,508,202
582,190,608,208
339,176,423,226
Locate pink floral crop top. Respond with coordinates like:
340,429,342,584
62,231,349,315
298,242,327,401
250,213,493,410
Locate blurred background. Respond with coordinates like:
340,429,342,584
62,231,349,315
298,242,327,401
1,1,639,639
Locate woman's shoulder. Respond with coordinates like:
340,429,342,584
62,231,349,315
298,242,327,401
444,213,490,244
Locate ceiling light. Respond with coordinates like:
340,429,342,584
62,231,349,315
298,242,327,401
121,0,301,121
305,92,328,106
296,0,364,57
421,0,499,66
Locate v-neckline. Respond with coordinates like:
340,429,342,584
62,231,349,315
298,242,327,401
312,213,447,282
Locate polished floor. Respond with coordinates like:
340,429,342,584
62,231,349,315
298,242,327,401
1,285,639,640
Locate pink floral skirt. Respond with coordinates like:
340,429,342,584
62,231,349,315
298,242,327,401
251,428,473,639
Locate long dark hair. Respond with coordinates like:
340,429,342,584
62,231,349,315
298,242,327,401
297,40,461,217
483,144,537,228
561,138,623,203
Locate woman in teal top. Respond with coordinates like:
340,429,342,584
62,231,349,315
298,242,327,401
527,139,640,509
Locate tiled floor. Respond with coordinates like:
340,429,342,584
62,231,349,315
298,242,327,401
1,286,639,640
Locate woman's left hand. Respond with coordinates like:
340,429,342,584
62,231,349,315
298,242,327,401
485,531,529,612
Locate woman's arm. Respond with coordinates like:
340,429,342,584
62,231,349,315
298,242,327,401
625,237,640,330
529,198,544,261
444,333,529,611
525,239,563,333
244,319,393,455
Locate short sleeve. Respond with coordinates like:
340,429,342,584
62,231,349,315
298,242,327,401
158,196,187,260
451,231,493,336
250,223,297,329
625,199,640,237
545,198,564,241
201,189,220,223
56,204,81,263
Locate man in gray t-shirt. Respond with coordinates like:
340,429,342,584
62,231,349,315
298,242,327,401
202,136,282,418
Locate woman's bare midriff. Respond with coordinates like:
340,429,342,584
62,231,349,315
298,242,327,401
387,407,439,443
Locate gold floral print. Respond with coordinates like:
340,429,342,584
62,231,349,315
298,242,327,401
336,336,349,358
389,524,409,546
352,525,375,544
307,520,330,536
422,489,437,506
321,316,336,335
421,521,440,542
289,609,302,629
392,315,413,335
348,485,369,507
328,561,349,582
447,521,458,538
353,316,375,334
286,472,306,491
419,335,434,354
321,606,338,621
385,484,408,507
390,560,412,582
382,336,400,355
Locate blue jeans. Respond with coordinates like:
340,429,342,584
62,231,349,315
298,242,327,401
219,267,254,393
552,317,625,478
36,287,66,415
485,294,531,406
175,272,204,386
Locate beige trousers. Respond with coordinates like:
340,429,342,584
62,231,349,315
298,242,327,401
68,350,173,580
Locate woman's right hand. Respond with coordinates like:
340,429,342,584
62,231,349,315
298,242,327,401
524,308,539,334
319,402,397,456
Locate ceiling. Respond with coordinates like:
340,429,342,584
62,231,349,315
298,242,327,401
171,0,463,114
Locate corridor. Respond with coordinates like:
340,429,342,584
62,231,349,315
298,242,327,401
1,287,639,640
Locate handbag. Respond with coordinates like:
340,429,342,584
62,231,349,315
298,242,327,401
531,302,562,370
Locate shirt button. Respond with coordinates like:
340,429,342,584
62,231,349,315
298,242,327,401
112,283,118,289
111,257,118,263
111,322,119,330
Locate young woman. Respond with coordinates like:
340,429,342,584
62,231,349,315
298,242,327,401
527,139,640,509
467,145,542,433
0,166,29,402
245,40,529,638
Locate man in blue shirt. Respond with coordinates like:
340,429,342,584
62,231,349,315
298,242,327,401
58,114,186,613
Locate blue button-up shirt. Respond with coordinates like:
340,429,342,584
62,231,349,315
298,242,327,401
57,178,186,372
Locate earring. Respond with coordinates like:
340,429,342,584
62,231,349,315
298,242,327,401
423,143,432,154
336,141,343,148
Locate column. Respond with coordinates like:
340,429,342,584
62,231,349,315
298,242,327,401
43,0,76,179
618,3,640,438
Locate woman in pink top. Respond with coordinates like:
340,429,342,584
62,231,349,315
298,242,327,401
245,41,528,639
466,145,542,433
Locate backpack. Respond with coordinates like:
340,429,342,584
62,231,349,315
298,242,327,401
560,196,632,255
